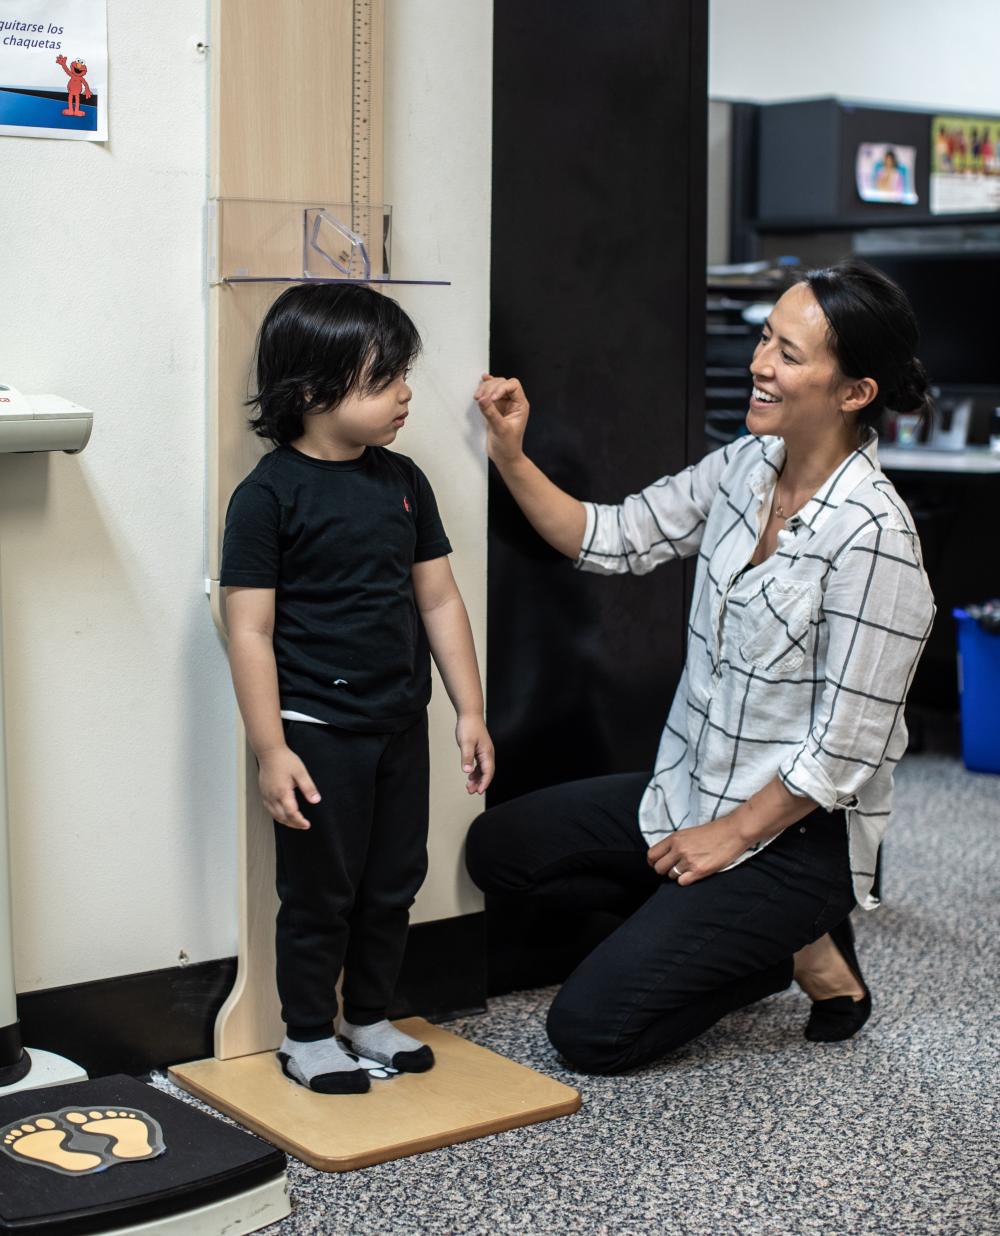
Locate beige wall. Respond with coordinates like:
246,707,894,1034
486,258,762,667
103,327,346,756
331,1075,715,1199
0,0,491,993
384,0,491,924
0,2,223,993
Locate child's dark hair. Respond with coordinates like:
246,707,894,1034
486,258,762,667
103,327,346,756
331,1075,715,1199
247,283,421,445
801,258,933,436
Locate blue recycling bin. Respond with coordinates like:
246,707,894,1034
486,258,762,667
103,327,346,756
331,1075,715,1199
953,608,1000,774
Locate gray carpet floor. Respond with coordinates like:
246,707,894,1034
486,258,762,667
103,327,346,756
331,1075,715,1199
154,753,1000,1234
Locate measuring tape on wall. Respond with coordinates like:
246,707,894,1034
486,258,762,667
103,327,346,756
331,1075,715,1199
351,0,376,248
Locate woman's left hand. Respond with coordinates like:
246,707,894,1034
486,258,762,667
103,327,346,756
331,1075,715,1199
647,815,749,886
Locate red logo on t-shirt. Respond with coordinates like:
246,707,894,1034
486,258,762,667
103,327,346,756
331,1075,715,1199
403,496,411,513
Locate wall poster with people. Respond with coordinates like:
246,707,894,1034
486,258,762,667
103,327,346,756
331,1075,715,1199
930,114,1000,214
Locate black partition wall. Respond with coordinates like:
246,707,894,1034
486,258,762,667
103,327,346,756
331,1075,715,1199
485,2,708,989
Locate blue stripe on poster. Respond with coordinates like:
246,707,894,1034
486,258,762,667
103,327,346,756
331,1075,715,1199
0,88,97,130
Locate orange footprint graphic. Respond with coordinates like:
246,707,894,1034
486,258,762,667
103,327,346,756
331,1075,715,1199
64,1110,156,1159
0,1106,165,1176
3,1120,102,1174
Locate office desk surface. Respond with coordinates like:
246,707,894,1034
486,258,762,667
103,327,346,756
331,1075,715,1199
879,445,1000,474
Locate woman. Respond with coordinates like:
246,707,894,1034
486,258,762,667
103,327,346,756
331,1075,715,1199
466,260,935,1075
874,148,905,196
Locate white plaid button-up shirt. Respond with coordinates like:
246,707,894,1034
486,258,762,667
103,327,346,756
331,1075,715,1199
577,432,935,909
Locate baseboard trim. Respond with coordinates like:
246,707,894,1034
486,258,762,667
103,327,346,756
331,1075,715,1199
17,913,486,1078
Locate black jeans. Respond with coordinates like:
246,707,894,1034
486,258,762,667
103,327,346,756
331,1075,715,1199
274,715,429,1037
466,773,856,1074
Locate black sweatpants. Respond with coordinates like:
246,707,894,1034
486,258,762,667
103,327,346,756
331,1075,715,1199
465,773,856,1074
274,715,429,1037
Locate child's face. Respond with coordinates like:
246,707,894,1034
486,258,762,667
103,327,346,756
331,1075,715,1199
321,372,412,449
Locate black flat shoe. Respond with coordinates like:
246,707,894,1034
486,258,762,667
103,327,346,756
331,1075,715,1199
804,915,872,1042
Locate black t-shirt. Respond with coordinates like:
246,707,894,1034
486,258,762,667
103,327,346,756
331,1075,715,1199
220,444,452,732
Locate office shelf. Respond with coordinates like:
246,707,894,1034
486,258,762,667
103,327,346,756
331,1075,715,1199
703,273,791,451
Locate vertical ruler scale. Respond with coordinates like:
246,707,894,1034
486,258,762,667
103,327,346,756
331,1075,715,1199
209,0,384,1061
352,0,384,275
352,0,372,233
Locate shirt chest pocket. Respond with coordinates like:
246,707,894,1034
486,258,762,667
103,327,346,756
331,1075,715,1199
738,577,817,676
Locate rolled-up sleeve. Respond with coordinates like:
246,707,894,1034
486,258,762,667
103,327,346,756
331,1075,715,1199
576,441,734,576
778,523,935,808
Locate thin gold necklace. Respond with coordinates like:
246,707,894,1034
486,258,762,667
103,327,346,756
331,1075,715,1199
773,481,796,520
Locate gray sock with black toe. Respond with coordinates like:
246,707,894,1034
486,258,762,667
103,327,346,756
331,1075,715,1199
277,1034,370,1094
339,1018,435,1073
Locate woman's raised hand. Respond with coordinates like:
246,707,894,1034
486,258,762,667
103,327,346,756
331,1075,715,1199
474,373,529,466
473,372,586,559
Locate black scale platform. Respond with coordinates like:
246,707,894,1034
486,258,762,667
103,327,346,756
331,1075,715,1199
0,1074,285,1234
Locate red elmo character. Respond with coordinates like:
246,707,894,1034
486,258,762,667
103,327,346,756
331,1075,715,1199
55,54,92,117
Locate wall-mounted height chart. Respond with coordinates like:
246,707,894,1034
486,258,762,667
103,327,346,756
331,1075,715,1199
206,0,386,1061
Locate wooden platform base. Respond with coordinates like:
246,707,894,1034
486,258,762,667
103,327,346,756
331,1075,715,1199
169,1018,581,1172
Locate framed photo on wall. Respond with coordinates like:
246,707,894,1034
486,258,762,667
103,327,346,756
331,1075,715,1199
855,142,918,205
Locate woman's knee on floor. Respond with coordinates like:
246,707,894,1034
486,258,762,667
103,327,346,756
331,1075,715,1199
545,988,629,1075
464,802,529,895
463,808,497,891
463,809,489,886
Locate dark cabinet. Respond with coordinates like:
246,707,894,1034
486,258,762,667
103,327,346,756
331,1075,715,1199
757,96,998,230
484,1,708,991
488,0,707,806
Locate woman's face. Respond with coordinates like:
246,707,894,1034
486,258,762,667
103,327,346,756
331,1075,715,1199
747,283,860,445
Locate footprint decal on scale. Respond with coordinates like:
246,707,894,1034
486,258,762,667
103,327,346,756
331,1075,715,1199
338,1041,400,1081
1,1106,165,1177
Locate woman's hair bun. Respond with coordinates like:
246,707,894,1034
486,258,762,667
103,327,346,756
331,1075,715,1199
886,355,933,417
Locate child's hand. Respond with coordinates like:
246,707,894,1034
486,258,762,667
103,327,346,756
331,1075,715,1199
258,746,321,829
474,373,530,467
456,714,495,796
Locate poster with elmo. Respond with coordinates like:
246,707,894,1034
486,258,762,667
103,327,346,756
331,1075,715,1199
0,0,107,140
